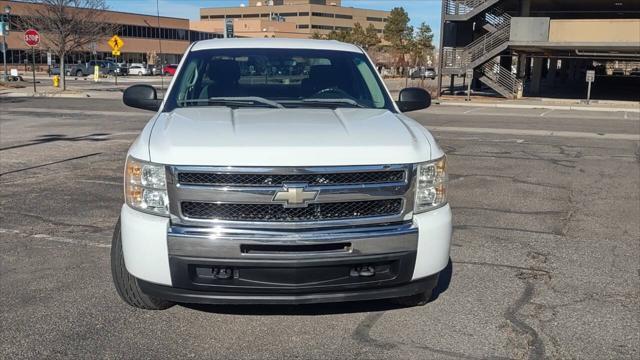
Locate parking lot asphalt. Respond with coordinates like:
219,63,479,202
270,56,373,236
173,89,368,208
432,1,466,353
1,97,638,359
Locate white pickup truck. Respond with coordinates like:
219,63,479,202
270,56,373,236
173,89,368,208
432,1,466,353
111,39,451,310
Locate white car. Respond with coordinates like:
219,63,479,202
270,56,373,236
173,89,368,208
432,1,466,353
112,39,452,310
128,64,148,76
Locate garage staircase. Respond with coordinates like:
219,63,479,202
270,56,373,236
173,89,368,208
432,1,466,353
442,0,521,98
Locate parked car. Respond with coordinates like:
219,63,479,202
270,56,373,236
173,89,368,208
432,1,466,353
128,63,149,76
630,68,640,76
162,64,177,76
112,38,450,310
410,67,436,80
611,68,626,76
65,60,123,77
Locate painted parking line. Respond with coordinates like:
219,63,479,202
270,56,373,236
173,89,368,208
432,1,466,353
539,109,554,117
426,126,640,140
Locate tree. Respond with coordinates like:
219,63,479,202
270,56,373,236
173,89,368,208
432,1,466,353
383,7,414,68
325,28,351,43
18,0,117,90
411,22,434,66
364,24,381,49
311,31,323,40
350,23,367,48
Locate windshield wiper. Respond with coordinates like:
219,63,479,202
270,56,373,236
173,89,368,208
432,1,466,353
178,97,284,109
300,98,365,108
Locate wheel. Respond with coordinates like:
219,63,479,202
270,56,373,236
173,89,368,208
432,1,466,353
76,70,83,77
111,219,174,310
66,71,71,76
392,288,434,307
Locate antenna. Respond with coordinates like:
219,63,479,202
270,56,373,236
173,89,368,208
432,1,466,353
156,0,164,90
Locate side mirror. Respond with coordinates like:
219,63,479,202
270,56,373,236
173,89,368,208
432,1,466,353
397,87,431,112
123,84,161,112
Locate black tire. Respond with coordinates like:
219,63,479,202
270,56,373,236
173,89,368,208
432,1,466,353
111,219,174,310
392,288,434,307
76,70,83,77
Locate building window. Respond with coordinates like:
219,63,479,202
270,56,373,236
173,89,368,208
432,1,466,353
335,26,351,31
309,0,326,4
297,24,309,29
366,17,383,22
211,15,225,19
226,14,241,18
200,15,209,20
243,13,260,18
298,12,309,16
311,24,334,30
311,12,334,18
279,12,298,17
335,14,353,20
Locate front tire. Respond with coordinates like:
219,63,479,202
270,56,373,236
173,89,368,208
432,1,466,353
392,289,433,307
111,219,174,310
76,70,83,77
391,274,439,307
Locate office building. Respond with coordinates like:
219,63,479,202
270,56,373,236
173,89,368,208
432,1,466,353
0,0,221,69
199,0,389,38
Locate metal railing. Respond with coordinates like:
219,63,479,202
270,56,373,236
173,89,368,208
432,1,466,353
463,25,511,66
442,5,512,69
480,59,521,96
444,0,495,16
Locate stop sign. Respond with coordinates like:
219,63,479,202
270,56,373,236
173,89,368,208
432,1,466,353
24,29,40,47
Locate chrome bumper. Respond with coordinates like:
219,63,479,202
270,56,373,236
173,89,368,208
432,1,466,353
167,222,418,260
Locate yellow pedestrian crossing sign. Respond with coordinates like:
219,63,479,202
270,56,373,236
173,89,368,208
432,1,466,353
108,35,124,51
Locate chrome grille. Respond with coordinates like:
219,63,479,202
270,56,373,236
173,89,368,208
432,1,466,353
178,171,405,186
167,164,415,229
181,199,403,222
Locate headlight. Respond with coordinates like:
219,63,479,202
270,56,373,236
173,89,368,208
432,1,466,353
414,156,447,213
125,157,169,216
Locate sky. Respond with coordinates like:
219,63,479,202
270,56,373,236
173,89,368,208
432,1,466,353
107,0,443,42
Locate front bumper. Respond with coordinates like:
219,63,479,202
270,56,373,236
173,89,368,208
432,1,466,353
138,273,439,305
120,204,452,303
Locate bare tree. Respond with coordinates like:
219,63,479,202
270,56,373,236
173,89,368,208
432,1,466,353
17,0,117,90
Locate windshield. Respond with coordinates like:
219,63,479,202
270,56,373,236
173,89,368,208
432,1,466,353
164,48,394,111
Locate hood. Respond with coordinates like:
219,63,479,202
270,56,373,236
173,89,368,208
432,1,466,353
148,107,431,166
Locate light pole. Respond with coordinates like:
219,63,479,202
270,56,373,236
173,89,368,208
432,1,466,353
2,5,11,82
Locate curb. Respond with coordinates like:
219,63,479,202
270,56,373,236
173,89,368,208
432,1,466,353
0,91,120,99
435,101,640,113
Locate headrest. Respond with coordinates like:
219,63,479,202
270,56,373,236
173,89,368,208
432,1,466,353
207,59,241,84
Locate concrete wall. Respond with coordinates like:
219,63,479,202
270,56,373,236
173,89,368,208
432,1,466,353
510,17,550,42
549,19,640,43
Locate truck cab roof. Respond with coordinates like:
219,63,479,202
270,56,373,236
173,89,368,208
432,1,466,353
190,38,364,53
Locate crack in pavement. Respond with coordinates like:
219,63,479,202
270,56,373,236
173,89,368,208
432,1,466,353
454,224,560,236
448,173,568,190
352,311,515,360
504,282,546,360
0,210,108,233
0,228,110,248
452,206,565,216
453,261,550,277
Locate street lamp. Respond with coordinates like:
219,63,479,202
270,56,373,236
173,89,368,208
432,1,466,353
2,4,11,82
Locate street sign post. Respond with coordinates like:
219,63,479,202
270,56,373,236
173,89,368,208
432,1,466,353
465,68,474,102
585,70,595,104
108,35,124,85
24,29,40,92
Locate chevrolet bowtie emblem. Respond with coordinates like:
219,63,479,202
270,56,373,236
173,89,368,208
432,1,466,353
272,184,319,208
